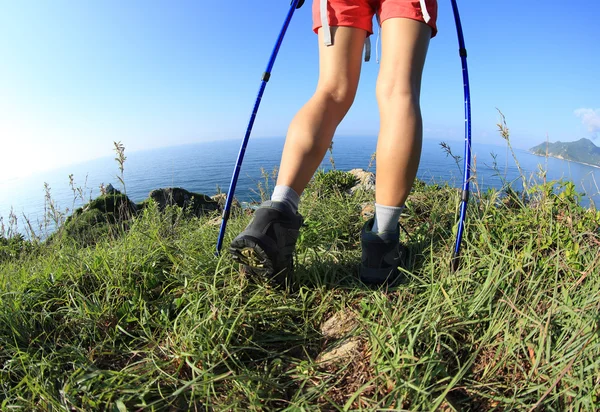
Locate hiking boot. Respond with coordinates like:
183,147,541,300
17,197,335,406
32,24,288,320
359,218,407,285
229,200,303,285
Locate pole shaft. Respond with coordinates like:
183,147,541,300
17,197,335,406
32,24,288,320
450,0,472,268
216,0,301,254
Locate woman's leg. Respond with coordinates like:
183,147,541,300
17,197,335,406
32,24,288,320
230,26,368,280
375,17,431,208
275,26,367,196
359,17,432,284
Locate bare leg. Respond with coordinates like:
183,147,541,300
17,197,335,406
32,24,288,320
375,18,431,207
276,27,367,195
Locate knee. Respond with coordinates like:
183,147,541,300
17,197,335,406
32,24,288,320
376,77,420,107
315,82,357,114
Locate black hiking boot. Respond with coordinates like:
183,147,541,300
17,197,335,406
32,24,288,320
229,200,303,286
359,218,407,285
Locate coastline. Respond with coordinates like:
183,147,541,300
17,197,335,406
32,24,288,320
528,151,600,170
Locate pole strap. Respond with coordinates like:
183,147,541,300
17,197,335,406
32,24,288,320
320,0,332,46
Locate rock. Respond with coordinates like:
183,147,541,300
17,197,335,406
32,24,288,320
207,216,222,226
316,337,363,366
148,188,219,217
321,309,359,339
62,193,137,245
105,183,120,194
211,193,241,212
348,169,375,194
360,202,375,221
83,193,137,217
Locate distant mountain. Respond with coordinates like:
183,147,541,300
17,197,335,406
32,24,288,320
529,138,600,167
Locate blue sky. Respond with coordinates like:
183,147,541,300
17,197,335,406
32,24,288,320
1,0,599,180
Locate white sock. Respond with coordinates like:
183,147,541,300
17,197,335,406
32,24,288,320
271,185,300,214
372,203,404,233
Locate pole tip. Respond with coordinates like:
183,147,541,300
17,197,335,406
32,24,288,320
450,255,460,272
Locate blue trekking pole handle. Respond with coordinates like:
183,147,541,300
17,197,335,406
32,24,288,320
450,0,472,272
216,0,304,255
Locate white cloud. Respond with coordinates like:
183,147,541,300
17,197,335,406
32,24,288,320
575,108,600,136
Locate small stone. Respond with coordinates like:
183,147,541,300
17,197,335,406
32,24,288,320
316,337,362,365
208,216,222,226
321,309,359,339
360,202,375,221
211,193,241,212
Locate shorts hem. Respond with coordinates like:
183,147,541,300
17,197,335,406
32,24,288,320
378,15,438,38
312,24,374,37
312,0,438,39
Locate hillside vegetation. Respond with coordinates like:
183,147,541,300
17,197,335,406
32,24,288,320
1,143,600,410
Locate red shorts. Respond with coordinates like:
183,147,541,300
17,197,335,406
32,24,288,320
312,0,438,38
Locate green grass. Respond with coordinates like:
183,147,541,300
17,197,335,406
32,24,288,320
1,170,599,411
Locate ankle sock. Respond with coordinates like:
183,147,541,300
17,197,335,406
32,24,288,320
271,185,300,214
372,203,404,233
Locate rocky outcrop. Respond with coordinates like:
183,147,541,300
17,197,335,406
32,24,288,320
58,187,220,246
105,183,120,194
347,169,375,194
148,188,219,217
57,168,376,246
82,193,137,218
60,193,138,245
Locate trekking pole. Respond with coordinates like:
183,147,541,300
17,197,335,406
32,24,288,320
216,0,305,255
450,0,472,272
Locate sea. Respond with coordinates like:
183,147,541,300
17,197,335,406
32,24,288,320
1,136,599,236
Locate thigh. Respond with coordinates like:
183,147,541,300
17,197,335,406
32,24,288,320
379,0,438,37
377,17,432,97
315,26,368,100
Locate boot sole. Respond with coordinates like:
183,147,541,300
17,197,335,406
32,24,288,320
229,237,274,277
230,236,294,287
